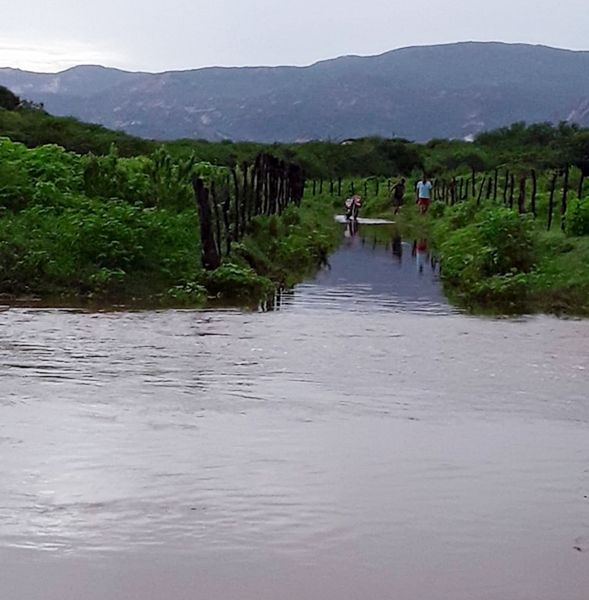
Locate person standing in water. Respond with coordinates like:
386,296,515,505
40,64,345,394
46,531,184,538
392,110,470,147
391,178,406,214
415,174,433,214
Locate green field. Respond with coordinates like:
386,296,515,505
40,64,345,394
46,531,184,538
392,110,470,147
1,84,588,312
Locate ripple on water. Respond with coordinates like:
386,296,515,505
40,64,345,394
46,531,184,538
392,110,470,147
1,229,589,600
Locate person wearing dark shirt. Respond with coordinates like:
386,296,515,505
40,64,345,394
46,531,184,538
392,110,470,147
391,178,406,214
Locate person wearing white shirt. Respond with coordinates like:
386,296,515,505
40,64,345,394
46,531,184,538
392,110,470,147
415,175,433,214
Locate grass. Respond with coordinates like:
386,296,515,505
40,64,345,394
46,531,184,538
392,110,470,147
0,137,340,308
360,187,589,316
0,193,340,309
528,232,589,314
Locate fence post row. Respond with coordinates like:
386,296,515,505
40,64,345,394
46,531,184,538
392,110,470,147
192,177,221,271
193,153,306,270
224,162,586,267
561,165,570,232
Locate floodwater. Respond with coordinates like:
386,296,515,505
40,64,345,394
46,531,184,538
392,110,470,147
1,223,588,600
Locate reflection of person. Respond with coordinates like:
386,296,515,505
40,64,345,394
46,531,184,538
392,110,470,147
415,174,433,214
413,239,429,273
344,219,359,238
391,178,406,214
392,234,403,263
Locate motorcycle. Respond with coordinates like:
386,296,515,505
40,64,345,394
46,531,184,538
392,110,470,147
344,195,362,221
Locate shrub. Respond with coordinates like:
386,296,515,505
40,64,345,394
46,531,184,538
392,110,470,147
166,281,207,305
439,207,537,304
566,199,589,236
203,263,273,300
0,202,200,296
476,208,536,275
446,201,479,230
428,201,446,218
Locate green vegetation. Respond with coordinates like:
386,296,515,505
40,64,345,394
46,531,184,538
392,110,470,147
4,82,588,179
527,233,589,314
346,163,589,315
2,85,589,314
0,86,20,111
0,137,337,307
0,89,155,157
168,123,589,180
432,205,537,310
384,195,589,315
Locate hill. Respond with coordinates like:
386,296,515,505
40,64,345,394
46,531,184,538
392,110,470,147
0,85,155,156
2,42,589,143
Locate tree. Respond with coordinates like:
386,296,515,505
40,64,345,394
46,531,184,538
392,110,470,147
0,86,20,111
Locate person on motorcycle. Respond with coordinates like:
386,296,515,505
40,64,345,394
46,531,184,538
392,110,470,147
345,194,362,221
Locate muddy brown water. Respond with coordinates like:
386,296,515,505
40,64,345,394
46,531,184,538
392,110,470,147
1,225,589,600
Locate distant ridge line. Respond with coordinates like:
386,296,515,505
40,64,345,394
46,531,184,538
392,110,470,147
1,41,589,143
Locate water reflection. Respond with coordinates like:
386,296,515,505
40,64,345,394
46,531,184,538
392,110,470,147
269,223,450,315
343,219,360,238
2,225,589,600
392,234,403,263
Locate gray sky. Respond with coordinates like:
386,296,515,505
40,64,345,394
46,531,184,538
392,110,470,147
2,0,588,72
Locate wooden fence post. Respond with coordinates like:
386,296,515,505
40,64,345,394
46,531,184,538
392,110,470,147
486,177,493,200
578,168,585,199
221,183,232,256
530,169,537,218
477,176,486,205
231,168,241,239
547,171,557,231
518,175,526,214
241,162,249,230
471,168,476,198
192,177,221,271
561,165,570,231
211,182,223,257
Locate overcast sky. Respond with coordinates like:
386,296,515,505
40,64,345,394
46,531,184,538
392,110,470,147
2,0,588,72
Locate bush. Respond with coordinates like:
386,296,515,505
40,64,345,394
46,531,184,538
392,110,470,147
439,207,537,304
566,199,589,236
428,201,446,218
203,263,273,300
476,207,536,275
0,202,200,297
166,281,207,305
446,201,479,230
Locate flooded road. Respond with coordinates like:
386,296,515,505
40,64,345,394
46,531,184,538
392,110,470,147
1,225,589,600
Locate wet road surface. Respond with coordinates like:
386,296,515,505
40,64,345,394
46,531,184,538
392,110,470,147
1,225,588,600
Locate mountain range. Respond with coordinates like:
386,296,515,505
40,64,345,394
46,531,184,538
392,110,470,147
1,42,589,143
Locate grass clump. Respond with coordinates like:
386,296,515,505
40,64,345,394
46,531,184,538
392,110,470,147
0,138,339,307
435,205,536,309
